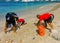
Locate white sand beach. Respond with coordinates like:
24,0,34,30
0,3,60,43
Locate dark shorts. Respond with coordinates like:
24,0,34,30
44,14,54,27
6,20,16,28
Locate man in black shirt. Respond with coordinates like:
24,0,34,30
4,12,19,34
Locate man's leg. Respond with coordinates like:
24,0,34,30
12,21,17,33
4,22,8,33
48,23,54,29
47,14,54,31
13,26,16,33
4,27,8,33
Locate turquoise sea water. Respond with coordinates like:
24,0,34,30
0,2,52,16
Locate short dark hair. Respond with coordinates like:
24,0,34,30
36,14,40,18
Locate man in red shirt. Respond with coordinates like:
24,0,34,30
18,18,25,25
17,18,27,29
36,13,54,32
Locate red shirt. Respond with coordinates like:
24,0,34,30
39,13,51,21
18,18,24,22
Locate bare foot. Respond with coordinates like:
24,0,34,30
4,29,7,34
